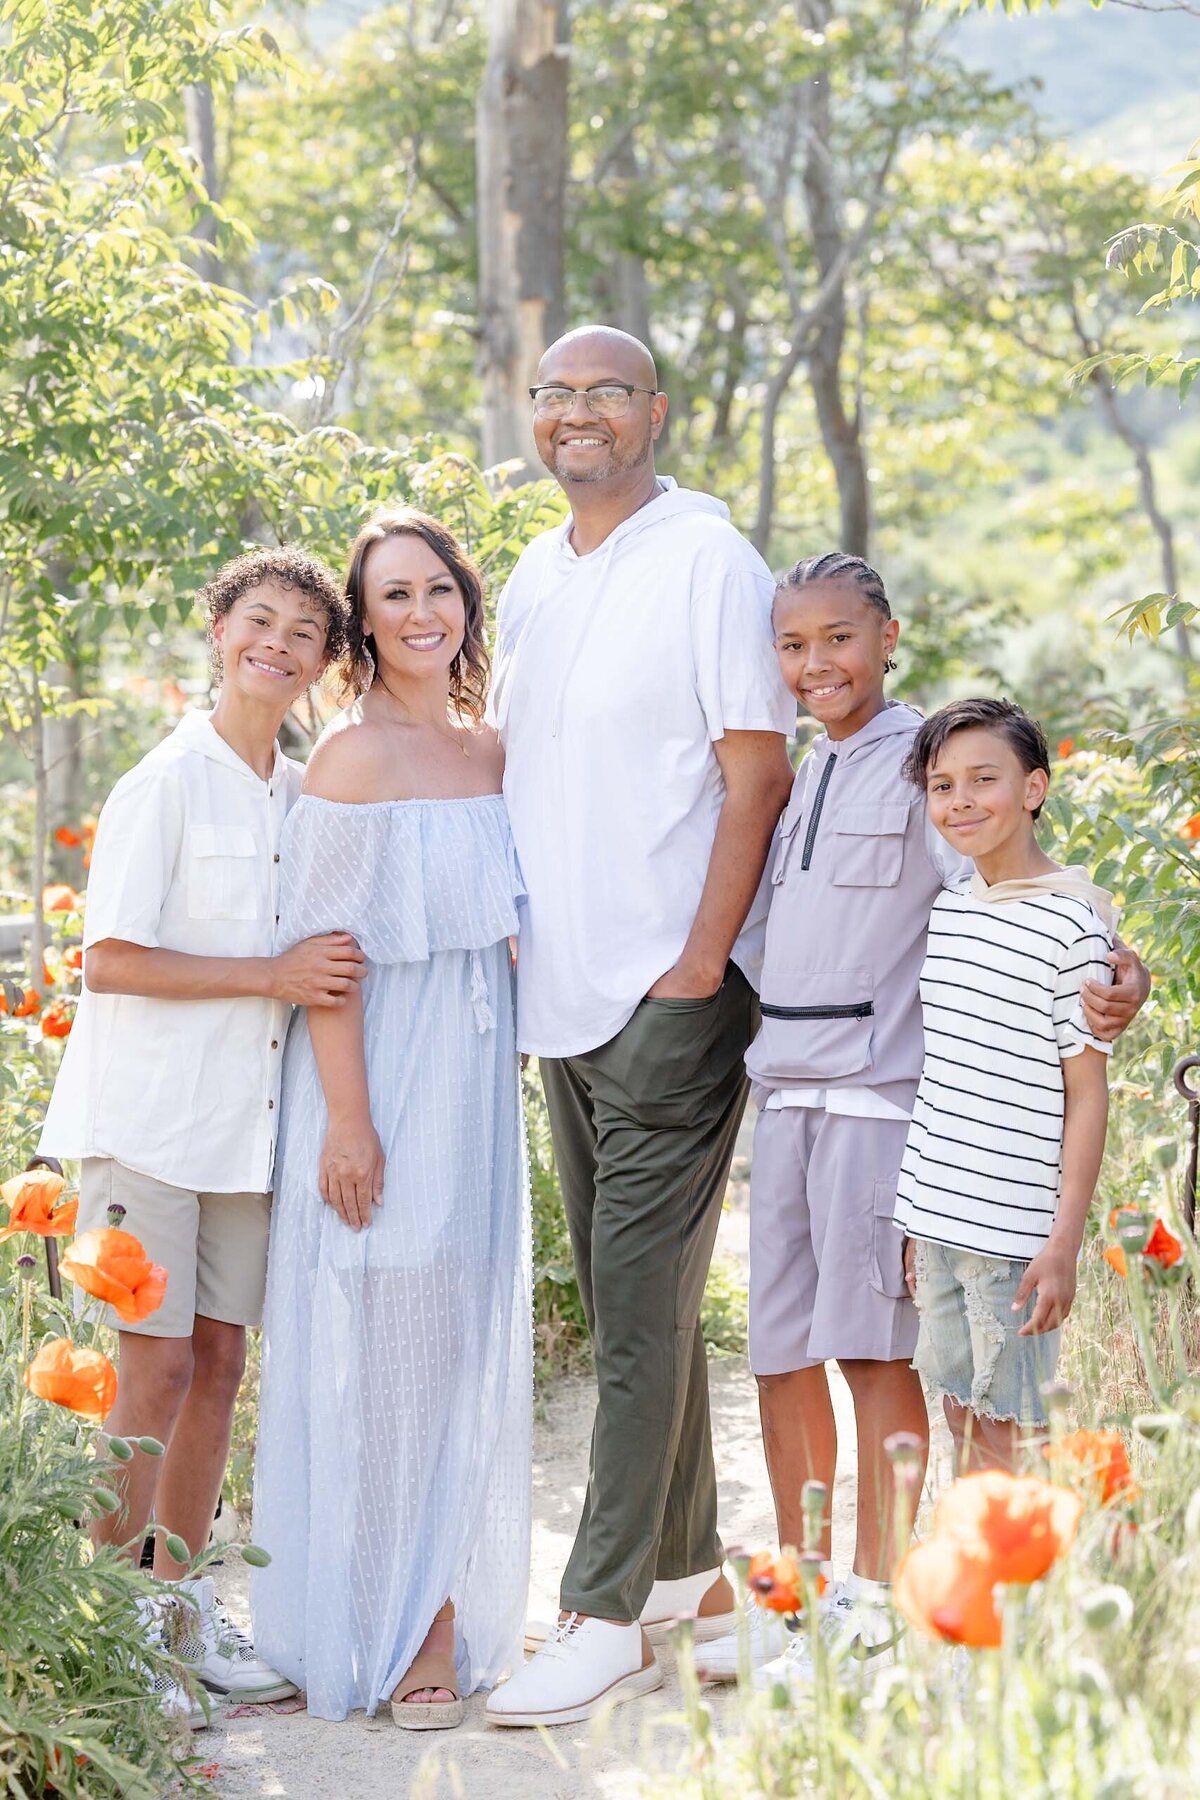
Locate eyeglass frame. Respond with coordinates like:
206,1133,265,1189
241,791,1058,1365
528,381,660,418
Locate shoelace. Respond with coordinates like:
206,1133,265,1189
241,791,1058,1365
540,1612,583,1661
211,1600,257,1662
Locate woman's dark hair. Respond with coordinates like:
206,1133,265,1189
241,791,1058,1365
775,551,890,620
200,546,347,681
903,697,1051,820
340,507,489,722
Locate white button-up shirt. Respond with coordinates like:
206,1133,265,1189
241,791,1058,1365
491,481,795,1058
39,711,302,1193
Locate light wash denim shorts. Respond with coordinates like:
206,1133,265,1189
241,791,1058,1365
912,1240,1062,1429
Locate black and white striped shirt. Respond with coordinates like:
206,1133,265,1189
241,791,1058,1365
894,888,1113,1260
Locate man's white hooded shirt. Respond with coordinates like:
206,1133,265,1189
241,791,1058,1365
490,479,795,1058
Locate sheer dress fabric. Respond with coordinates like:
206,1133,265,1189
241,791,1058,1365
251,794,532,1720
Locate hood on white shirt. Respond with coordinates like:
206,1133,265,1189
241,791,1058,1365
544,476,732,569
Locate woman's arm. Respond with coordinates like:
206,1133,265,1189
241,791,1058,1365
307,982,385,1231
85,936,366,1007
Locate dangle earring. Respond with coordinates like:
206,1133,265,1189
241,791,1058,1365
884,656,898,673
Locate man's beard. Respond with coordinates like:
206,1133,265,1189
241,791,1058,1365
549,424,653,485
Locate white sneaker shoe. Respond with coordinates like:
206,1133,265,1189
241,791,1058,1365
172,1575,298,1702
136,1596,208,1729
523,1567,736,1654
640,1567,738,1648
692,1593,793,1683
754,1585,901,1694
487,1615,662,1727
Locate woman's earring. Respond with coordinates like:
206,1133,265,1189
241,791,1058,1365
884,656,898,673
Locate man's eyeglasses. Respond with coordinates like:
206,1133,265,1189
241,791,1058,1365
529,382,658,420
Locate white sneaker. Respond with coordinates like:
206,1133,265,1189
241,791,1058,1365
754,1585,901,1694
136,1596,208,1730
692,1593,793,1683
172,1575,298,1702
487,1615,662,1727
523,1567,736,1654
640,1567,738,1648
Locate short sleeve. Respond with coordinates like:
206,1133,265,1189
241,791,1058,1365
1054,914,1115,1060
690,540,796,741
82,765,183,950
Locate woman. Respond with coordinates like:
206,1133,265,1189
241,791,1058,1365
251,509,531,1725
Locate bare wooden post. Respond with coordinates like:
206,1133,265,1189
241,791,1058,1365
476,0,569,476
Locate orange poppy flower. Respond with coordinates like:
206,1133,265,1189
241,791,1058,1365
933,1470,1082,1585
1057,738,1075,759
59,1227,168,1324
55,826,84,849
1180,814,1200,841
0,1170,78,1243
43,884,83,913
41,1000,73,1039
0,987,42,1018
24,1338,117,1422
1051,1429,1138,1506
894,1536,1002,1649
62,945,84,975
1103,1207,1183,1278
747,1549,811,1614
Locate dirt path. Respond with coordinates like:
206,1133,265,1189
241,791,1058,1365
203,1139,948,1799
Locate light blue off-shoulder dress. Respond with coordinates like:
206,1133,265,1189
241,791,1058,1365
251,794,532,1721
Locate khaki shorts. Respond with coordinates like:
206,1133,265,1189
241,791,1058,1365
78,1158,271,1338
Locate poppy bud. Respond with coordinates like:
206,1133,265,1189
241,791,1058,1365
1081,1585,1133,1631
106,1436,134,1461
240,1544,272,1568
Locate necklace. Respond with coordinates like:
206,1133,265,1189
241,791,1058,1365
373,677,470,755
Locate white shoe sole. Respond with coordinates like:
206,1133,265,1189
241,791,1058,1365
392,1696,464,1731
198,1674,299,1703
487,1658,663,1728
644,1608,739,1650
524,1610,737,1655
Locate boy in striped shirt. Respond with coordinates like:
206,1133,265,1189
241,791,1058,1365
897,697,1114,1471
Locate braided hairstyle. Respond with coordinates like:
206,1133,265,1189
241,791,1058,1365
775,551,890,619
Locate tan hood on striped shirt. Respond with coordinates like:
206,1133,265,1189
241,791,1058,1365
968,864,1119,933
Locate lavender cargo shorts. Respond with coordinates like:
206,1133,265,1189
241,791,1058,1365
748,1105,917,1376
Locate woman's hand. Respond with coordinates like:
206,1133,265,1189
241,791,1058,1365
319,1115,385,1231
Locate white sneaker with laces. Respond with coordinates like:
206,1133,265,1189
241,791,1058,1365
136,1596,208,1730
173,1575,299,1702
487,1614,662,1727
754,1584,901,1694
693,1593,793,1683
523,1566,736,1654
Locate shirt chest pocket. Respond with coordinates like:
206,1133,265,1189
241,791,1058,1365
830,801,908,889
186,826,260,921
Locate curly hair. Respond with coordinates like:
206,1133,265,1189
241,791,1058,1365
339,507,490,722
200,546,348,681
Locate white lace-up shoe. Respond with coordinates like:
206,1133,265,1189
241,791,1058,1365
487,1614,662,1727
172,1575,299,1702
136,1596,208,1729
693,1593,793,1683
754,1585,901,1694
524,1567,736,1654
639,1567,738,1648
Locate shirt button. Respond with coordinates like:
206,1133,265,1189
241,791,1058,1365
273,852,280,863
268,1099,274,1110
271,1039,279,1050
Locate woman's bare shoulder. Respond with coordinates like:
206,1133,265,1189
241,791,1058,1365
302,707,394,803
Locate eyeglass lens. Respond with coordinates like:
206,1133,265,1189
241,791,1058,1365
533,385,635,419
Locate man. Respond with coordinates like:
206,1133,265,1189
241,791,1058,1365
485,327,796,1726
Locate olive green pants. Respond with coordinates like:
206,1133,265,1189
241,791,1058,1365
539,964,757,1622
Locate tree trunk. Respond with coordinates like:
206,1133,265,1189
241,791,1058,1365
185,84,223,287
476,0,569,476
1090,372,1191,665
797,0,870,558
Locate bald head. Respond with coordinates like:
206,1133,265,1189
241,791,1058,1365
537,326,658,391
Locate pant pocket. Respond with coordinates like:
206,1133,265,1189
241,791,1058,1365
869,1177,908,1298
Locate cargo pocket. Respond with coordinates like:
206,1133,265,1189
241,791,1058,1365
830,802,909,889
756,968,874,1083
186,825,259,921
869,1177,908,1298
